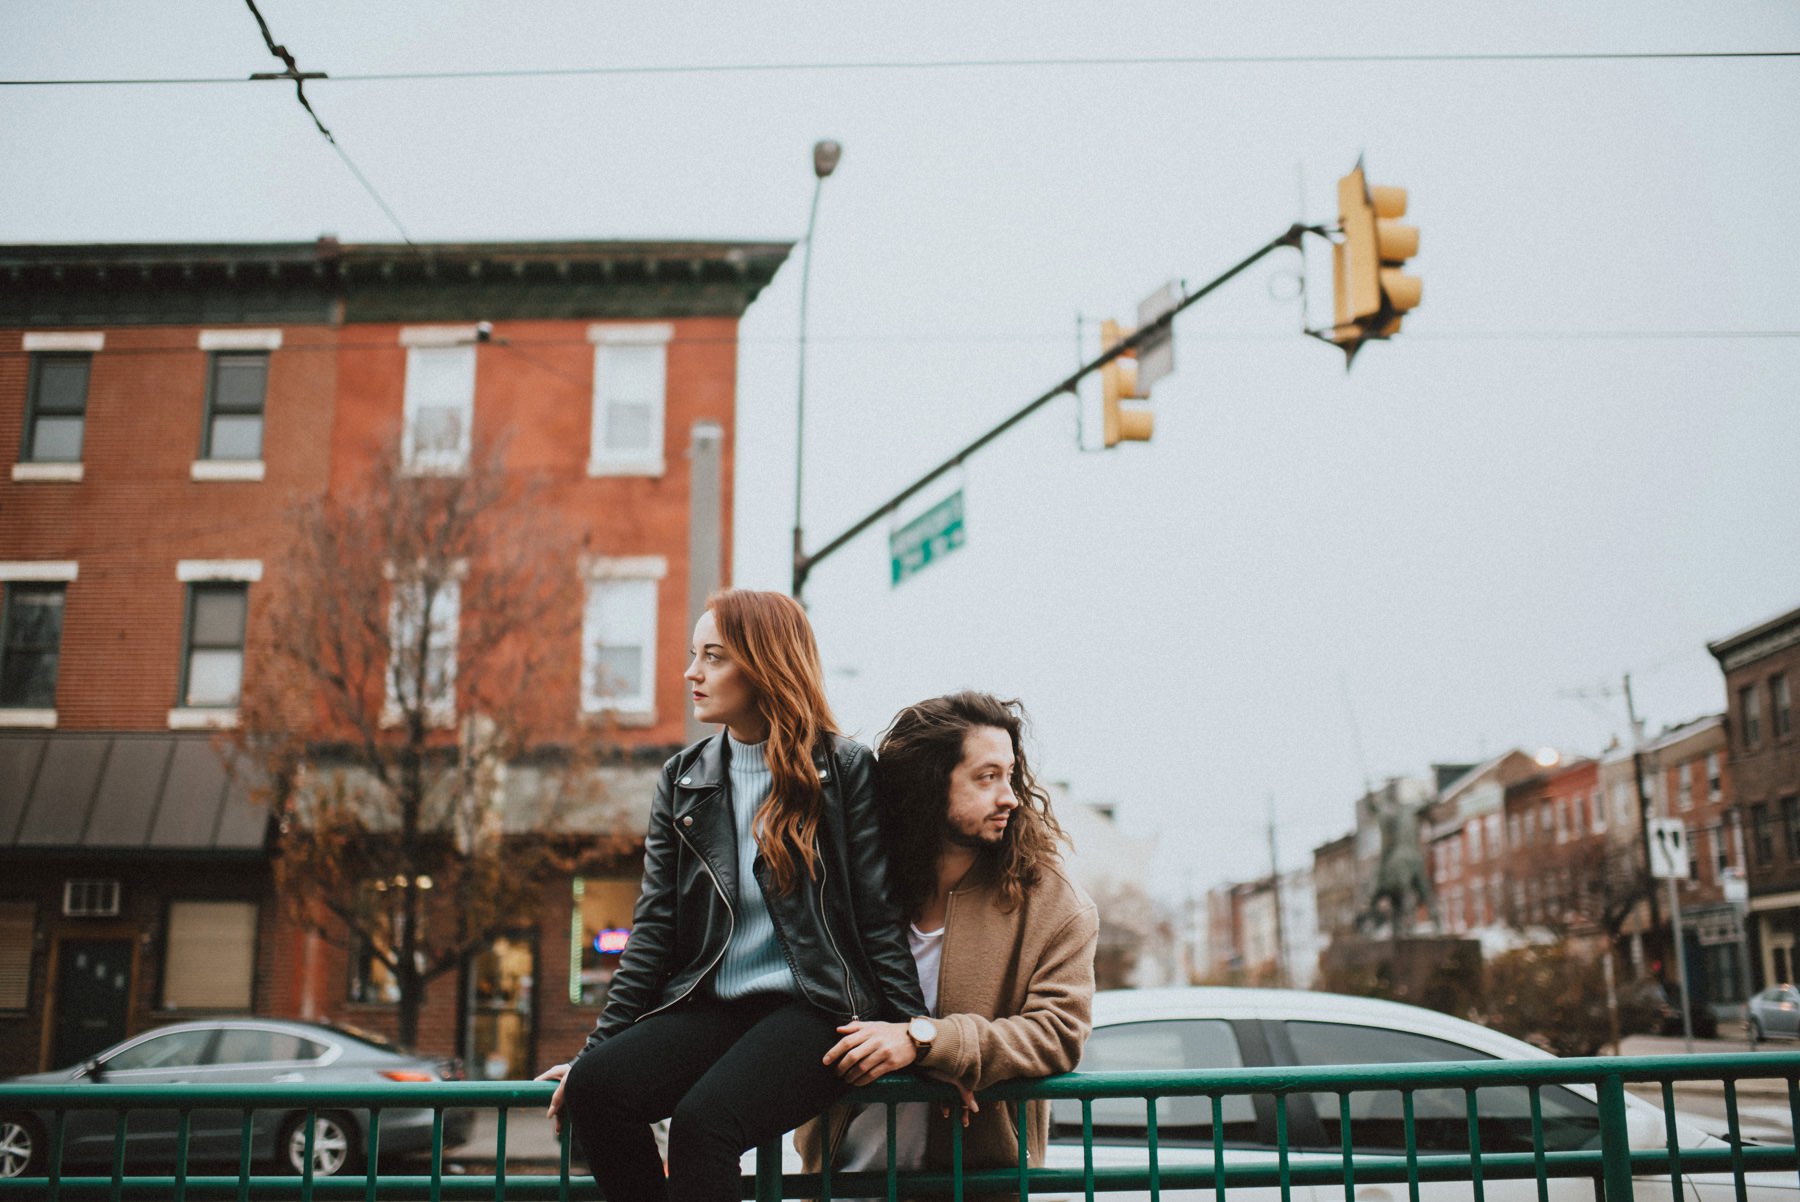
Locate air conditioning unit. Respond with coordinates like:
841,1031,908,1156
63,880,121,918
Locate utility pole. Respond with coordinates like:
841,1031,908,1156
1268,795,1288,989
1624,675,1662,935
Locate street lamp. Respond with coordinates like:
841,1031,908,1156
792,139,841,600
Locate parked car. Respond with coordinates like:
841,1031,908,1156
1747,985,1800,1041
1039,987,1785,1202
0,1018,471,1180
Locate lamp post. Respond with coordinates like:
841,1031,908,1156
792,139,841,601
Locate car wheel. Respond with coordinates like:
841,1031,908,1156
278,1111,363,1177
0,1114,44,1180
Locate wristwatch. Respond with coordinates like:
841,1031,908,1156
907,1016,938,1055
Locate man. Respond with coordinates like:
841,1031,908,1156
796,690,1099,1189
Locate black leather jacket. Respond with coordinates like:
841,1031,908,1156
573,731,926,1062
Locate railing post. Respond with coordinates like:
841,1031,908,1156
756,1136,783,1202
1597,1074,1635,1202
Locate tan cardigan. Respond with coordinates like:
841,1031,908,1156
796,857,1099,1183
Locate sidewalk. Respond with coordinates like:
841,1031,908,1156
453,1106,568,1168
1617,1033,1796,1101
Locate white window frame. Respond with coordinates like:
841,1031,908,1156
169,565,257,728
0,563,75,726
385,572,461,727
587,324,671,478
400,336,476,475
581,556,666,723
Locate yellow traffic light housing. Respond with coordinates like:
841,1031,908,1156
1331,160,1421,363
1100,320,1154,447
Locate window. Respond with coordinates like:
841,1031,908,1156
1,583,65,709
402,344,475,473
1741,685,1763,748
1691,826,1706,880
588,326,670,476
213,1027,326,1065
1541,803,1554,842
1470,878,1486,926
1486,813,1502,851
180,584,247,708
1467,822,1482,863
1753,803,1774,866
1707,753,1722,802
387,577,459,724
1051,1020,1257,1145
1591,790,1607,833
1775,674,1794,739
1613,780,1634,825
572,876,644,1006
1507,815,1521,848
1678,762,1693,812
162,900,256,1009
1718,821,1733,875
1785,798,1800,862
1285,1021,1601,1154
1574,793,1588,832
0,902,34,1009
106,1029,217,1071
202,352,268,460
582,559,664,716
22,354,90,463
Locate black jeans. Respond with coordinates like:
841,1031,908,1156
563,993,849,1202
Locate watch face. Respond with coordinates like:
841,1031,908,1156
910,1016,937,1043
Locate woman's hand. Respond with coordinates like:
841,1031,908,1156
822,1021,917,1087
926,1072,980,1128
534,1062,571,1136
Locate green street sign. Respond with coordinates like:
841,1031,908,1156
890,489,965,586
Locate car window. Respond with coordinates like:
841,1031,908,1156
1284,1021,1600,1155
212,1028,329,1065
1051,1019,1258,1146
105,1029,216,1071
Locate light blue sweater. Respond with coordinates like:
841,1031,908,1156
712,733,801,1001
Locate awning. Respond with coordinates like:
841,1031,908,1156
0,733,269,853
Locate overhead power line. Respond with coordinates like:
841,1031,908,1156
239,0,417,248
3,47,1796,87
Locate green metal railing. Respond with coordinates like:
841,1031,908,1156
1,1052,1795,1201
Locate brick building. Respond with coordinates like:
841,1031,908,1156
1709,605,1800,987
0,237,788,1076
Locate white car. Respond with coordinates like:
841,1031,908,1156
1037,987,1789,1202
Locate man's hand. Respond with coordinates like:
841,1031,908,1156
822,1021,918,1087
927,1073,980,1128
534,1062,571,1136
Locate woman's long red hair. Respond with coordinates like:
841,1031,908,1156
706,590,839,894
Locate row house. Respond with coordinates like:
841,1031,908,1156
1710,605,1800,988
0,237,789,1077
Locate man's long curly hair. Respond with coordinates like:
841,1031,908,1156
705,589,839,895
875,691,1069,916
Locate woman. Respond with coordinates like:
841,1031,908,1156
537,589,927,1202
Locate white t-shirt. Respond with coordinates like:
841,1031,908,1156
835,922,945,1188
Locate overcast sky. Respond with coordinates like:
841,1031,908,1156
5,2,1798,902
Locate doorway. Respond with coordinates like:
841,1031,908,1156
52,938,133,1068
462,932,537,1079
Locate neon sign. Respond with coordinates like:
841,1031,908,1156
592,928,630,955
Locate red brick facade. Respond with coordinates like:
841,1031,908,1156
0,239,788,1076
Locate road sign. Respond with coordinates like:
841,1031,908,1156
1693,910,1745,947
889,489,965,586
1649,818,1690,880
1136,281,1179,392
1722,866,1749,905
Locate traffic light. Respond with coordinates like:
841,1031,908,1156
1331,159,1421,364
1099,320,1154,447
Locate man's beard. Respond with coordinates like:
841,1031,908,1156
945,816,1007,851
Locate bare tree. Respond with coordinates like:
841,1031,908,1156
1499,835,1648,946
237,441,627,1045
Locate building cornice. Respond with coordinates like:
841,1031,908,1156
0,237,794,327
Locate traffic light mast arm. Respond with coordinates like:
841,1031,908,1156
792,222,1328,595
